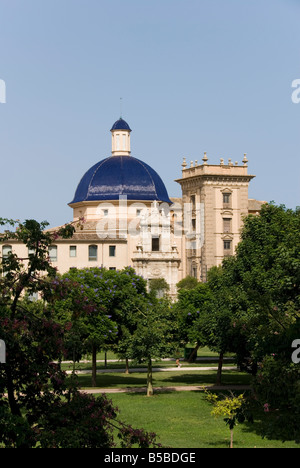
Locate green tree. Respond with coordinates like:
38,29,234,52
224,204,300,363
0,218,160,448
48,266,149,383
129,298,177,396
201,266,250,384
220,204,300,441
205,390,252,448
149,277,170,298
173,282,211,362
176,275,199,291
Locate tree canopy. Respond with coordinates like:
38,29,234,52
0,218,161,448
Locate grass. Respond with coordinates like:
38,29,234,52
59,348,299,448
108,392,299,449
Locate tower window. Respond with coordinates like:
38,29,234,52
223,240,232,255
223,193,231,205
190,195,196,210
223,218,232,233
152,237,160,252
89,245,98,261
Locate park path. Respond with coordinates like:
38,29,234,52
66,365,237,374
80,385,251,394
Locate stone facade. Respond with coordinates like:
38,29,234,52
175,153,263,281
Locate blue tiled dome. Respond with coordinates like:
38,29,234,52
110,118,131,132
70,155,172,204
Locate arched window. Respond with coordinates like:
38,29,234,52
89,245,98,261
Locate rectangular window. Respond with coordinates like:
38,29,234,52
2,245,12,258
109,267,116,271
89,245,98,261
116,134,120,150
49,246,57,262
70,246,77,257
123,134,126,150
223,218,231,233
223,193,231,205
224,240,232,251
152,237,160,252
109,245,116,257
190,195,196,210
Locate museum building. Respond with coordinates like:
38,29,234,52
1,118,265,297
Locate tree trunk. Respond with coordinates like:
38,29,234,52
230,429,234,449
92,345,97,387
188,343,199,363
6,366,21,417
216,351,224,385
125,357,130,374
147,358,153,397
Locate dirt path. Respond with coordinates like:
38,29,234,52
80,384,251,394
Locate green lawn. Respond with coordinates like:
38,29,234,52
61,349,299,448
108,392,299,449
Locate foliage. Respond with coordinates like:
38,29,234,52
37,390,160,449
46,266,149,383
176,275,199,291
148,277,170,298
0,218,161,448
173,282,211,349
252,355,300,443
218,204,300,441
223,204,300,363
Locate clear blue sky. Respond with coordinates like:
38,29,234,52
0,0,299,227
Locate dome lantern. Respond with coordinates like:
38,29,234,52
110,118,131,156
